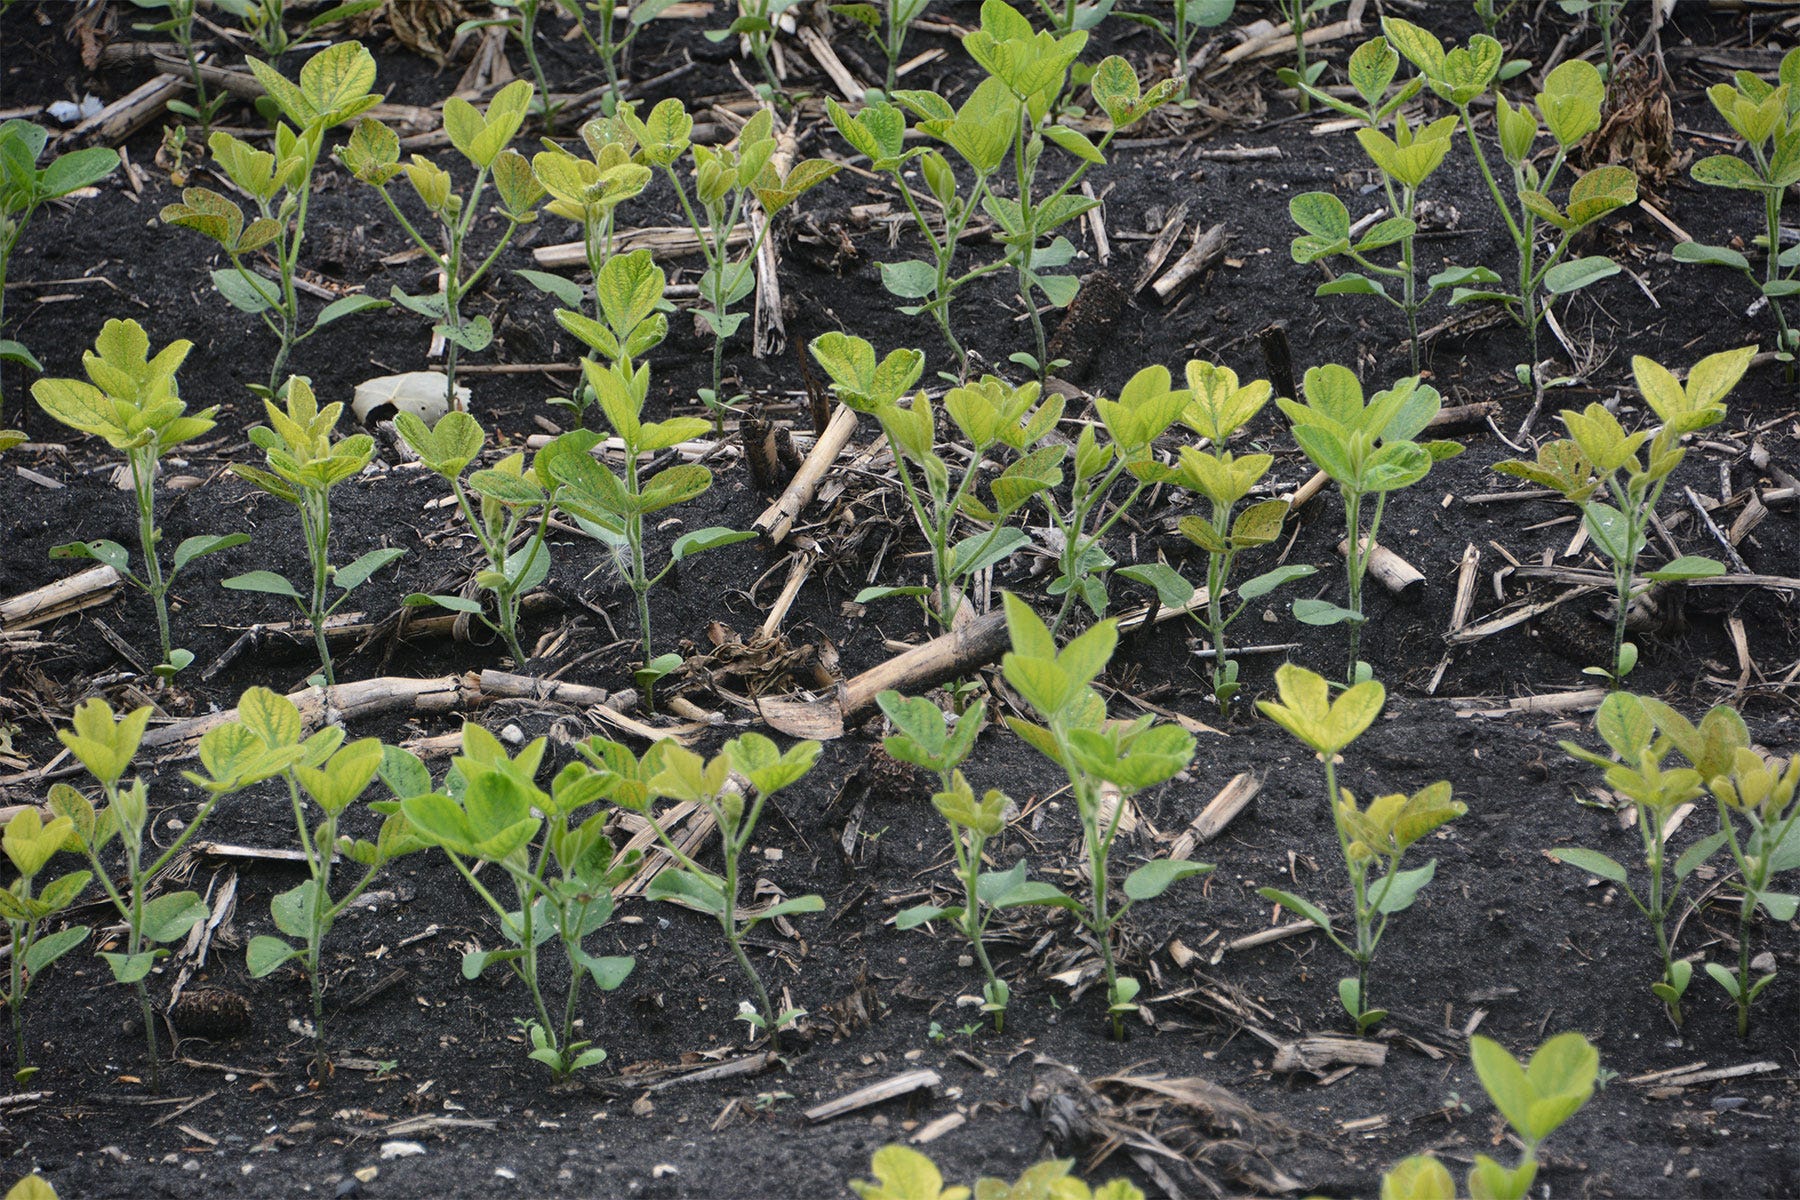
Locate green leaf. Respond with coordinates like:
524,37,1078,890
212,268,276,314
1257,886,1330,930
172,533,250,573
1547,846,1628,883
101,951,159,985
1123,858,1211,901
1239,564,1315,601
1543,256,1620,294
1118,563,1195,609
1645,555,1723,582
1292,598,1362,626
517,269,587,307
22,925,87,976
1671,241,1752,273
141,890,207,943
247,934,297,977
311,292,387,331
333,546,406,592
670,527,755,562
1372,860,1436,913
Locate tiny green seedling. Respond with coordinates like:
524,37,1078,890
1118,1,1235,101
1001,593,1206,1036
1673,47,1800,366
401,723,639,1078
162,43,387,395
1257,663,1464,1032
342,80,546,412
1380,1032,1599,1200
1279,0,1344,109
852,1144,1148,1200
0,808,90,1083
709,0,804,104
32,319,247,676
225,376,404,686
1703,746,1800,1036
1278,364,1459,683
582,733,822,1045
1122,361,1314,712
397,411,555,665
0,121,118,411
1495,347,1752,684
456,0,564,131
128,0,229,130
831,1,933,96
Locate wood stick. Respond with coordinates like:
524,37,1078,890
804,1069,940,1122
1152,221,1228,301
1271,1035,1387,1074
0,565,122,630
1169,773,1260,861
1685,485,1753,573
1338,538,1424,598
1132,201,1189,293
759,550,814,640
533,224,750,270
141,674,477,753
753,403,860,544
477,669,610,708
796,25,866,102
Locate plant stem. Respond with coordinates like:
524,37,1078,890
129,446,174,666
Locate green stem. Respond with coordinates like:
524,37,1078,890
129,447,174,666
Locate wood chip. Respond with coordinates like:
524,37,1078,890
1169,773,1260,861
804,1069,940,1122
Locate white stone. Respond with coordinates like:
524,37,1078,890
351,372,467,427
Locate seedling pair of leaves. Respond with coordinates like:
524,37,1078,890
341,79,546,411
1278,364,1460,682
1381,19,1637,396
579,733,822,1042
831,0,933,95
162,43,388,395
548,244,669,427
1000,593,1207,1036
32,319,247,676
51,695,290,1089
623,98,840,425
1704,743,1800,1035
810,333,1060,633
1382,1032,1599,1200
1256,664,1464,1031
0,120,118,405
401,722,638,1077
1496,347,1752,684
852,1144,1147,1200
397,410,555,664
0,807,91,1082
1674,47,1800,363
1120,361,1313,712
225,376,404,685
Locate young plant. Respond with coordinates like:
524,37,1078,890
1495,347,1752,684
1257,664,1464,1032
809,334,1062,634
1284,37,1470,373
50,696,291,1089
566,0,684,113
127,0,229,130
1000,593,1206,1036
536,320,751,703
1552,691,1731,1025
581,733,823,1043
623,101,839,426
1118,1,1235,101
0,121,118,410
235,689,424,1078
31,319,247,675
1041,365,1188,634
1673,47,1800,364
401,723,638,1078
161,43,386,395
341,80,546,412
1703,748,1800,1036
883,692,1062,1031
1381,1032,1598,1200
1121,361,1314,713
708,0,804,103
1027,0,1113,34
832,0,933,96
0,809,90,1083
1279,0,1343,109
1278,364,1459,683
853,1145,1147,1200
1382,21,1637,405
225,376,405,685
546,245,667,432
458,0,564,131
214,0,294,60
396,411,554,664
1557,0,1625,79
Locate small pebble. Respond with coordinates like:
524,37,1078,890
379,1141,426,1161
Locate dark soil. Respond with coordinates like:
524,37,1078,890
2,1,1799,1197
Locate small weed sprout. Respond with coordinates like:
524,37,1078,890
1278,365,1460,683
1122,361,1314,712
1258,664,1464,1032
1001,593,1207,1036
402,723,639,1078
341,81,547,412
162,43,386,395
32,319,247,676
1495,347,1752,684
582,733,823,1044
225,376,405,685
0,808,90,1083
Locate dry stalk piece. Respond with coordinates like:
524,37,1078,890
1169,773,1261,861
753,403,860,544
803,1069,940,1122
1336,538,1424,599
1270,1034,1388,1074
1152,222,1228,302
0,564,122,630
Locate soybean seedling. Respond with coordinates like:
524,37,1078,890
1278,364,1460,683
882,692,1063,1031
583,733,823,1044
566,0,684,113
234,690,424,1078
1121,361,1314,713
402,724,638,1078
1118,1,1236,101
31,319,247,676
832,0,933,96
1001,593,1207,1036
1028,0,1113,34
1381,1032,1599,1200
127,0,228,130
810,334,1063,635
457,0,563,131
396,411,554,665
1558,0,1626,80
1673,47,1800,365
853,1146,1148,1200
0,121,118,412
161,43,387,395
341,81,547,412
623,101,839,427
1495,347,1752,685
1552,691,1732,1025
547,247,668,430
1382,21,1637,414
225,376,405,685
0,809,90,1083
1278,0,1343,109
50,695,294,1089
708,0,803,104
1258,664,1464,1032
